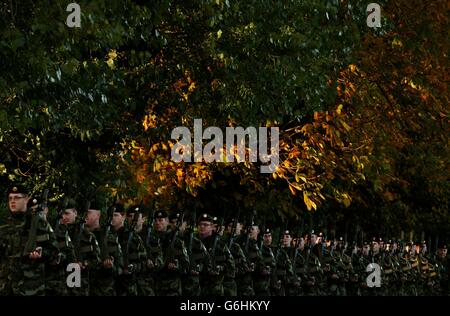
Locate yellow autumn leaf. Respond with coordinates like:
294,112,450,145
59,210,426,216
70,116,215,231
106,58,114,69
108,49,118,60
340,119,351,132
289,184,297,195
303,191,317,211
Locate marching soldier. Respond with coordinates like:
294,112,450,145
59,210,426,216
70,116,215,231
1,185,60,296
198,213,235,296
254,228,276,296
152,210,189,296
180,213,212,296
77,201,102,296
90,202,123,296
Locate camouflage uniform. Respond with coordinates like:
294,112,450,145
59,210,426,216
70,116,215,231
231,239,255,296
45,220,76,296
0,211,59,296
182,232,211,296
199,233,235,296
115,226,148,296
91,226,123,296
153,228,189,296
68,223,101,296
142,225,164,296
253,242,275,296
271,245,295,296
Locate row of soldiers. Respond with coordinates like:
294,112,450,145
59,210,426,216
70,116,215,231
1,185,449,296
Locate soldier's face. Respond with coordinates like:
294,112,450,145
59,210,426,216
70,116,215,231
86,209,100,228
249,225,259,240
8,193,29,213
282,234,292,247
372,242,380,253
62,208,77,225
169,219,178,230
136,214,144,232
363,245,370,255
198,221,213,237
311,234,317,245
179,221,188,233
263,233,272,245
438,248,447,258
127,213,144,232
298,237,305,249
154,217,168,232
226,223,233,234
112,212,125,229
236,223,243,235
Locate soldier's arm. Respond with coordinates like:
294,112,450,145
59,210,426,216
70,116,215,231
37,219,60,263
233,243,250,275
223,244,236,278
199,241,212,273
177,238,190,274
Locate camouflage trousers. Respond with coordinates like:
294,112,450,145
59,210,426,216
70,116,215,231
200,275,224,296
9,262,46,296
155,275,182,296
223,277,237,296
182,275,201,296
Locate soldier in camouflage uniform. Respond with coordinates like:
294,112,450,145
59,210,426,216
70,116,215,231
45,199,77,296
126,205,152,296
113,204,148,296
0,185,60,296
179,213,212,296
234,221,256,296
253,228,276,296
435,242,449,296
71,202,102,296
151,210,189,296
141,210,164,296
271,230,296,296
90,202,123,296
198,213,235,296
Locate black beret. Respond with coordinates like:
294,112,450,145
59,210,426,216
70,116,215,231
127,205,143,216
198,213,213,223
154,210,168,219
7,185,28,196
88,199,106,212
169,212,181,221
263,228,272,235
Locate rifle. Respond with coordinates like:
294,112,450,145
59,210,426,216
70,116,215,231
229,207,241,249
188,210,196,258
101,198,116,261
23,189,49,256
124,204,141,273
434,236,439,258
244,210,256,255
146,208,156,247
74,200,90,262
258,215,266,255
164,212,185,266
211,216,224,271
